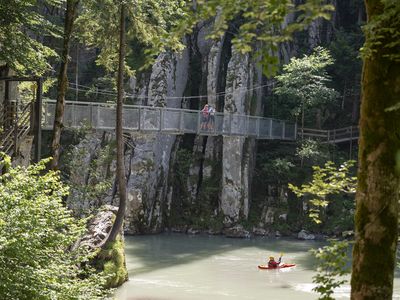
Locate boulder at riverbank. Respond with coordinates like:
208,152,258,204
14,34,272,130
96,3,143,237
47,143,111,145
78,205,129,288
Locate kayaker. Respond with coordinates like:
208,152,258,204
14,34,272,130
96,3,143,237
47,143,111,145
267,256,281,268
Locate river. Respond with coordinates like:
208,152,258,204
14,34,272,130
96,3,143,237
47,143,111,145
115,233,400,300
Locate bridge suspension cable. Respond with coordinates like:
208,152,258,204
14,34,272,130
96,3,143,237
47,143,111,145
68,81,275,101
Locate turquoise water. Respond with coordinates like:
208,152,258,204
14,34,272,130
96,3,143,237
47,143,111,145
115,233,400,300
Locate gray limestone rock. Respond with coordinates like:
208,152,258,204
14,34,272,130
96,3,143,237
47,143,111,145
297,229,316,240
223,225,251,238
77,205,118,249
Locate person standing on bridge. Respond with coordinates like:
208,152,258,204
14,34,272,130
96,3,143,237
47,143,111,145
208,105,216,130
201,104,209,130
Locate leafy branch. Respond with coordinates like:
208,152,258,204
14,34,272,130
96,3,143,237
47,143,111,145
289,161,357,223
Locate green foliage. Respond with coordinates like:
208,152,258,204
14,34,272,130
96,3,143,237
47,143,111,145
171,0,334,76
175,148,193,181
0,0,60,75
274,47,339,121
329,28,363,87
311,239,350,300
289,161,356,224
361,0,400,62
260,158,295,183
76,0,185,76
0,155,108,299
62,136,115,216
296,139,330,165
255,142,298,185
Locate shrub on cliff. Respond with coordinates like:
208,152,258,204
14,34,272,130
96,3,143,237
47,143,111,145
0,155,108,299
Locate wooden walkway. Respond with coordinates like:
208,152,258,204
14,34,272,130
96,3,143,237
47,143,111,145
299,126,359,144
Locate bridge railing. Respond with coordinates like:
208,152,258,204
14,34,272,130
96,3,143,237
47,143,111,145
299,126,359,143
42,99,297,140
327,126,359,143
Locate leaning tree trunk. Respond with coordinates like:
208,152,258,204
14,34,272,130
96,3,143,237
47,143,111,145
103,1,126,246
51,0,80,170
350,1,400,299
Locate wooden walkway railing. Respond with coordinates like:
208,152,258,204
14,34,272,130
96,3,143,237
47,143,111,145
299,126,359,144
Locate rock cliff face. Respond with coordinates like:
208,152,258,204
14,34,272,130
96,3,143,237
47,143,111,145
66,0,363,235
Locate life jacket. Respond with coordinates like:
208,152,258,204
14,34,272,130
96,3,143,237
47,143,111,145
268,260,279,268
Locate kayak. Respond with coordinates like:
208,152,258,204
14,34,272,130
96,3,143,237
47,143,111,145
258,263,296,270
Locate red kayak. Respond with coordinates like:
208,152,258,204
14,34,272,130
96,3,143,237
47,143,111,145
258,263,296,270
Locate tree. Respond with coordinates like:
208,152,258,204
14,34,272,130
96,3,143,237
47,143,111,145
51,0,80,170
76,0,184,75
0,155,107,299
76,0,184,245
350,1,400,298
273,47,339,131
289,161,356,299
104,1,127,246
0,0,59,75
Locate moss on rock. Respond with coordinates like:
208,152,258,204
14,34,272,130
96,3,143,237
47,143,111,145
95,235,128,288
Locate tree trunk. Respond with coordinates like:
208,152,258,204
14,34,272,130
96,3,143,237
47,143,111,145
103,1,126,246
315,108,321,129
350,1,400,299
50,0,80,169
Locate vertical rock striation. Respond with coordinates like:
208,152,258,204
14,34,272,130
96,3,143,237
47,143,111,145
64,0,357,235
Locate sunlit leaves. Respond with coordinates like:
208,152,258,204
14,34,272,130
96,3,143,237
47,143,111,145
0,0,61,75
76,0,185,75
171,0,334,76
0,155,108,299
289,161,357,224
311,239,349,300
274,47,339,118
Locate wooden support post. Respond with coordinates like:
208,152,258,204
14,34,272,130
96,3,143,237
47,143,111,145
256,118,260,138
13,97,19,156
33,78,42,162
349,126,353,159
72,102,76,127
97,104,100,129
4,80,10,128
269,119,273,139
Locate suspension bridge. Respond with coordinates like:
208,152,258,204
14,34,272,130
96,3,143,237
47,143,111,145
0,77,359,162
42,100,298,139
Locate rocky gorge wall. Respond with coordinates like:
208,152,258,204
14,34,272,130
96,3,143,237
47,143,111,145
64,0,364,237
